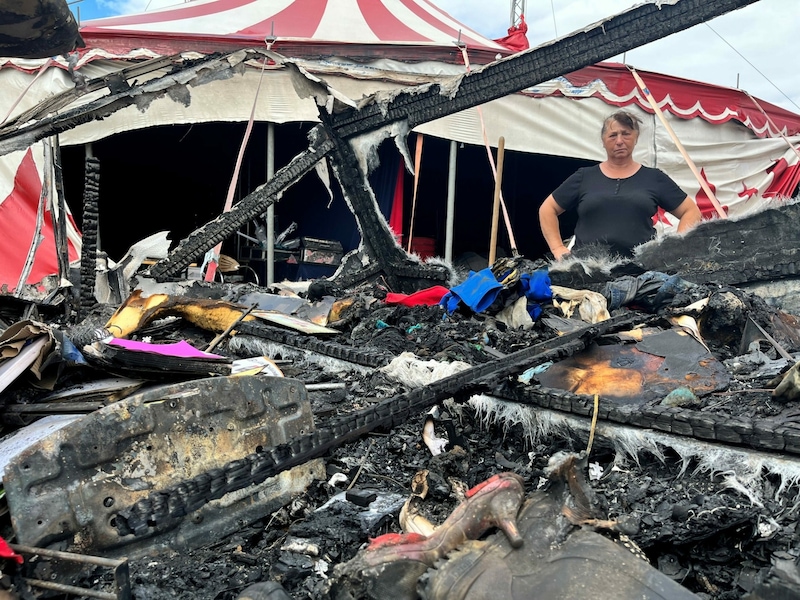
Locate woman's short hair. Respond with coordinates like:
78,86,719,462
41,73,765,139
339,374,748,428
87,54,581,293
601,110,642,138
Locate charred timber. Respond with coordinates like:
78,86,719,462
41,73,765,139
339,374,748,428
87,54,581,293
636,201,800,287
318,110,452,291
79,157,100,319
493,385,800,456
234,319,392,368
149,0,761,281
114,312,653,536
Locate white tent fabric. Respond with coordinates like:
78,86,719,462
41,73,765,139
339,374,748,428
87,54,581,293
13,57,793,223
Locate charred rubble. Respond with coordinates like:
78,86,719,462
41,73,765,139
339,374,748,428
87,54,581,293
2,237,800,600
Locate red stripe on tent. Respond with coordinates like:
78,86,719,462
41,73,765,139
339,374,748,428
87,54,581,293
401,0,499,50
358,0,429,43
0,149,79,289
239,0,326,39
81,0,257,30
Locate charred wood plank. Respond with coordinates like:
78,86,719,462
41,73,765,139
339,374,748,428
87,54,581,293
1,55,184,131
234,319,392,368
492,383,800,458
79,157,100,319
150,0,760,281
328,0,761,139
637,202,800,287
317,110,451,291
149,131,335,279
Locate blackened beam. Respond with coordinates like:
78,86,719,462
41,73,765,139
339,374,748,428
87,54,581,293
149,0,760,281
328,0,762,138
0,50,254,157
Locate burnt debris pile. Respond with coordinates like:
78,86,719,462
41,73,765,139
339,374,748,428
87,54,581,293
2,243,800,600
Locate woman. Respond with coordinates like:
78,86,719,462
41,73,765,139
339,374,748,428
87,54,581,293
538,110,702,260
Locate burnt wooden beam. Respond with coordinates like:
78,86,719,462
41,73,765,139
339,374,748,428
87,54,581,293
329,0,762,138
150,0,761,281
1,54,183,132
636,201,800,286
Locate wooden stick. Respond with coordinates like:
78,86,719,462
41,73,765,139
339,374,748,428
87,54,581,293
406,133,424,253
204,303,258,352
742,90,800,161
488,137,505,266
628,67,727,219
457,45,519,255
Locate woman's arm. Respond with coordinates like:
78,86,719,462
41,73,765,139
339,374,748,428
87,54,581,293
538,195,571,260
669,196,702,233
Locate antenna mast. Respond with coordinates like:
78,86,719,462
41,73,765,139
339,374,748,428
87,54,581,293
510,0,526,27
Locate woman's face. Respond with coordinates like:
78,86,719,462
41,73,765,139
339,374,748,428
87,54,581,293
602,119,638,160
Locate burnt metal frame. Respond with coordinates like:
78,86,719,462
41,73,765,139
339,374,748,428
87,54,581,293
10,543,131,600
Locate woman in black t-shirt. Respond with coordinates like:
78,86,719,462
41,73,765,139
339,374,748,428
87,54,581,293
538,110,702,260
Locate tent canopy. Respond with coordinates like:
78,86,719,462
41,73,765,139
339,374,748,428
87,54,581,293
78,0,514,64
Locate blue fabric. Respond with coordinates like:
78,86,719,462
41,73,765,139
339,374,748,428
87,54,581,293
520,270,552,320
604,271,695,311
440,268,504,314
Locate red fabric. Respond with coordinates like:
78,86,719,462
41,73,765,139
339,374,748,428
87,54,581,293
494,14,529,53
694,168,727,219
389,161,404,241
0,536,23,565
385,285,449,306
0,148,79,289
738,182,759,201
764,157,800,199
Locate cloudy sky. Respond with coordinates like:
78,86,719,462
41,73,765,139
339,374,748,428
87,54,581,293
77,0,798,114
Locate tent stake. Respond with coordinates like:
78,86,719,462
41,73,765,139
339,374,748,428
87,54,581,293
488,137,505,266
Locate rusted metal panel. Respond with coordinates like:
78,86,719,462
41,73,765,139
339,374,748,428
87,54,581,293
4,375,323,560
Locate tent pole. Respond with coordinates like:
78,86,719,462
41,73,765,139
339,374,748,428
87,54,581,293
445,140,457,263
266,122,275,285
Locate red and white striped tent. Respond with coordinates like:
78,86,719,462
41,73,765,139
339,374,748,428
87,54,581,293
417,62,800,224
0,0,527,289
0,146,81,290
76,0,522,64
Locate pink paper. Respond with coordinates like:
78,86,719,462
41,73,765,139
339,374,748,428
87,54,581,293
107,338,224,359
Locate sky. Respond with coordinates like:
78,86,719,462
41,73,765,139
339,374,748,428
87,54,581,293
73,0,799,114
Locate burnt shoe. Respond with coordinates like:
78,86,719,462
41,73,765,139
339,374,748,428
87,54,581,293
421,526,700,600
330,472,525,600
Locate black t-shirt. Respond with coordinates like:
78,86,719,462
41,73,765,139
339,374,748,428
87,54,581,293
552,165,687,257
